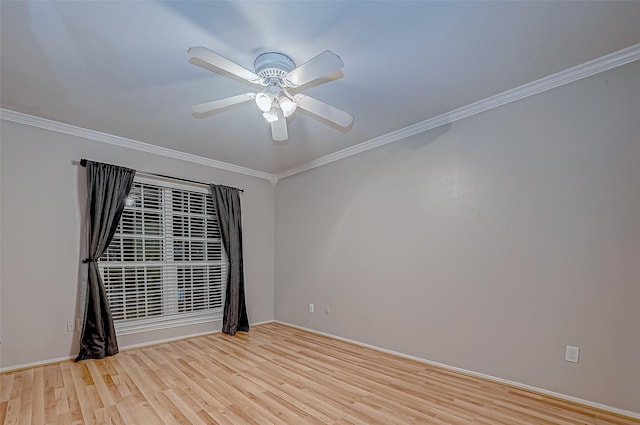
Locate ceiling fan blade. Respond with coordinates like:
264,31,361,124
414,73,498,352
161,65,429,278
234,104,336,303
192,93,255,114
188,46,262,84
295,94,354,128
286,50,344,87
271,109,288,141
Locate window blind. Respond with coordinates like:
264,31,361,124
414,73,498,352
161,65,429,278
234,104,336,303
99,179,227,332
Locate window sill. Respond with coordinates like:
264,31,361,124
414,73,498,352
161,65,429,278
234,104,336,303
115,311,223,335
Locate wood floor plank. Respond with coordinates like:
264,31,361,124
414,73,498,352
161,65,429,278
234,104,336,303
30,366,45,425
1,322,638,424
85,362,115,408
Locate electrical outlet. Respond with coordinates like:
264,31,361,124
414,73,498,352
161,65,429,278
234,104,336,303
565,345,579,363
309,303,314,313
67,320,76,333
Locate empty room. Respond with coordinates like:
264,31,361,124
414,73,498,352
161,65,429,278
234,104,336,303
1,1,639,424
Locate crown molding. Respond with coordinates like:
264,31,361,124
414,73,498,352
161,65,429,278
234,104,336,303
277,43,640,180
3,44,639,183
0,109,275,182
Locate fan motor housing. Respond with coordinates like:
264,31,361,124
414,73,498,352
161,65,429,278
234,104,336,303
254,52,295,82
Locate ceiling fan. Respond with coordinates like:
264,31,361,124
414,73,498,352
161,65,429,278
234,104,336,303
188,47,354,141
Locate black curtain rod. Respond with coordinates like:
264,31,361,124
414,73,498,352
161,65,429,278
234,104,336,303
79,159,243,192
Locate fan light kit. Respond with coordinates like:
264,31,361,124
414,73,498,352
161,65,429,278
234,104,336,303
188,47,353,141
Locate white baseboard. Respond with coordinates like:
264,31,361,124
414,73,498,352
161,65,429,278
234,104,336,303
249,320,275,327
119,329,221,351
0,355,76,373
3,319,636,419
0,320,272,373
275,320,640,420
121,320,273,350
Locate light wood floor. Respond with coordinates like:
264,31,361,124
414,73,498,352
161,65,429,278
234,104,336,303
1,323,637,425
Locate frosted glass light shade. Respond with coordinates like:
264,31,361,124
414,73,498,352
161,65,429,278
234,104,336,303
279,96,297,117
255,92,273,112
262,108,279,123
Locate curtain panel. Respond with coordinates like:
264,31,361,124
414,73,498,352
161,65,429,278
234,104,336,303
210,185,249,335
76,161,135,361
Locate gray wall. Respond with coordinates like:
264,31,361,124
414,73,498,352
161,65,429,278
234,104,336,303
1,60,638,415
274,61,640,413
0,121,275,368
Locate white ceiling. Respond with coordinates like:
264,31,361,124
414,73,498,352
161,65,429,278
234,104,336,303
2,1,640,175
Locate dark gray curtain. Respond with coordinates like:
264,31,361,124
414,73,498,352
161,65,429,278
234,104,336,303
210,185,249,335
76,161,135,361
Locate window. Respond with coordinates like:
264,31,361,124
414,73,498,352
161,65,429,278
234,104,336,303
98,177,227,334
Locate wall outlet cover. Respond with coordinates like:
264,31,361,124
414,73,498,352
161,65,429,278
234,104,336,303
565,345,580,363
